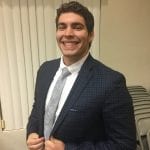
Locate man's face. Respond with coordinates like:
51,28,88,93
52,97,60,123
56,12,94,65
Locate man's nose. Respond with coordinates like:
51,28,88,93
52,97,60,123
64,27,74,36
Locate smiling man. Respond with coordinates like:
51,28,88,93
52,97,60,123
26,1,136,150
56,12,94,65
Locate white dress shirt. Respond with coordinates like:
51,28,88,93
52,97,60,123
45,53,89,121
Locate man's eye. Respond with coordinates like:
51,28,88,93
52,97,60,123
58,25,66,30
74,25,83,30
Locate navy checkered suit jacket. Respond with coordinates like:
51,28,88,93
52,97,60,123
27,54,136,149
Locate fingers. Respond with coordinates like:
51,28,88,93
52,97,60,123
27,138,44,150
44,137,65,150
27,134,65,150
27,133,45,150
50,137,64,145
44,140,54,150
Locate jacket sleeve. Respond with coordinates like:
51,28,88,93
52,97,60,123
65,75,137,150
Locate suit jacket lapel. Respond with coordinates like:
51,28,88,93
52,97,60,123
51,55,95,135
40,59,60,115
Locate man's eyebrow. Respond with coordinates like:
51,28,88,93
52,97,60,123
57,22,84,26
57,22,65,26
71,22,84,26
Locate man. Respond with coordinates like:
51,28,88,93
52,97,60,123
27,1,136,150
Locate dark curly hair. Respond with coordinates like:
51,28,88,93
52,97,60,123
56,1,94,34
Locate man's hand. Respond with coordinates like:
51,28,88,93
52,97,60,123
45,137,65,150
27,133,45,150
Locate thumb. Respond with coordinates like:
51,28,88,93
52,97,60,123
30,133,39,139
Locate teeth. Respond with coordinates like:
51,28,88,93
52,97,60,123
62,42,77,49
63,41,73,42
63,41,79,45
64,43,75,46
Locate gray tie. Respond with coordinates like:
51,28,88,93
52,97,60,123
44,67,71,140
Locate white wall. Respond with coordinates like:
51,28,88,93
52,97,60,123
100,0,150,91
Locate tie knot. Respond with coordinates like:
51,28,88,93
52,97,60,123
61,67,71,78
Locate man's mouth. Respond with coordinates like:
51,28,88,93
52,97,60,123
61,41,80,49
62,40,79,44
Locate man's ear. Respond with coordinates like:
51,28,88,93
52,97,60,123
89,31,94,42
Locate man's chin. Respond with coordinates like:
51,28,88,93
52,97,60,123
61,50,77,56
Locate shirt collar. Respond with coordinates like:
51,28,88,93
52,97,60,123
60,52,89,74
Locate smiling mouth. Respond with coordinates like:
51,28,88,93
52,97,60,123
63,42,78,49
61,41,80,49
62,41,79,44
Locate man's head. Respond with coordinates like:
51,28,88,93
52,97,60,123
55,1,94,65
56,1,94,34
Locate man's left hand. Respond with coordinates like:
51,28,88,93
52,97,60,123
45,137,65,150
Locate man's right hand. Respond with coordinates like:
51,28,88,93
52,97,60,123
27,133,45,150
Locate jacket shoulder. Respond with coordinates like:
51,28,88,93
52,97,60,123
91,57,125,80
